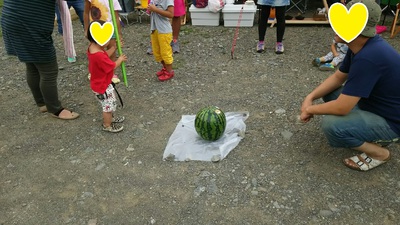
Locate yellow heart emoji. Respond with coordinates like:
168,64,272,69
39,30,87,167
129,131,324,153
328,3,368,43
89,21,114,46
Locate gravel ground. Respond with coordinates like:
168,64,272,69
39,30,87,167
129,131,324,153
1,13,400,225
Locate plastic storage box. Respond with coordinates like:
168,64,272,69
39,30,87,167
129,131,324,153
222,4,257,27
189,5,220,26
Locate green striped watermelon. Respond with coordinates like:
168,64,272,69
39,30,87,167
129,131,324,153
195,106,226,141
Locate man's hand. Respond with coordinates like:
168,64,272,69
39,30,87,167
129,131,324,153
300,97,314,123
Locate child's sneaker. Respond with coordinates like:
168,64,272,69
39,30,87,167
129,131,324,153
275,42,284,54
156,67,166,77
68,57,76,63
171,40,180,53
146,45,153,55
112,74,120,84
112,116,125,123
256,41,265,53
319,63,335,71
158,70,174,81
312,58,321,67
103,123,124,133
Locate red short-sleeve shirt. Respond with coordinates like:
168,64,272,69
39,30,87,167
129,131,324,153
88,49,115,94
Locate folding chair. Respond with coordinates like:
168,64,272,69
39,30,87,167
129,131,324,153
135,0,149,23
286,0,308,14
119,0,135,25
390,3,400,38
381,0,400,24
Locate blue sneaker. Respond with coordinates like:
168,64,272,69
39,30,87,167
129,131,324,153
319,63,335,71
312,58,321,67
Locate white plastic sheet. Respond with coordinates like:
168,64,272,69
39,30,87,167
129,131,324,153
163,112,249,162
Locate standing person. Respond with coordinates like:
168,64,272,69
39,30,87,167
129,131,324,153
312,38,348,71
55,0,85,35
1,0,79,120
300,0,400,171
147,0,185,54
256,0,289,54
87,21,128,133
170,0,186,53
147,0,175,81
84,0,123,84
57,0,78,63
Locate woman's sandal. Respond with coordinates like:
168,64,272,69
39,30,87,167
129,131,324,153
51,108,79,120
39,106,48,113
343,152,391,171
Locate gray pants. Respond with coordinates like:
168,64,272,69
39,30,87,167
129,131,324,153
26,60,63,114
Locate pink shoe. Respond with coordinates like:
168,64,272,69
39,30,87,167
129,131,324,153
158,70,174,81
156,67,166,77
376,25,387,34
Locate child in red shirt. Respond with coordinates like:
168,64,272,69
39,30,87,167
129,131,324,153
87,21,127,133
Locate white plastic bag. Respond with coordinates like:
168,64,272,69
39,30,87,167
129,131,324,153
163,111,249,162
208,0,225,13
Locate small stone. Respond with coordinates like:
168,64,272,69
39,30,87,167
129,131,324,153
275,108,286,114
95,163,106,171
126,144,135,151
211,155,221,162
281,130,293,140
319,210,333,217
164,154,175,161
88,219,97,225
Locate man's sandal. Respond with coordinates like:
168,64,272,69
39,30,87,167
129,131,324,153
51,108,79,120
343,152,391,171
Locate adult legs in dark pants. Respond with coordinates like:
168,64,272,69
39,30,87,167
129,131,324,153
26,60,79,119
257,5,286,54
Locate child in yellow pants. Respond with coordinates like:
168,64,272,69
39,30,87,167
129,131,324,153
148,0,175,81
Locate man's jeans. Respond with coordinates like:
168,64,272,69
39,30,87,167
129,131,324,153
321,87,399,148
55,0,84,35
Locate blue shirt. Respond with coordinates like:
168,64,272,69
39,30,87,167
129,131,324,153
340,36,400,135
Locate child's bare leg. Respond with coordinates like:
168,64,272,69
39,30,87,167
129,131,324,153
103,111,113,127
164,63,173,72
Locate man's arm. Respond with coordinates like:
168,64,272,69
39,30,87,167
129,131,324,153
306,94,360,116
300,69,355,122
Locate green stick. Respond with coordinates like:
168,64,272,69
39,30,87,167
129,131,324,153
109,0,128,86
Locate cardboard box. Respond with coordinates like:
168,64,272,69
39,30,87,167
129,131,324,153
189,5,220,26
222,4,257,27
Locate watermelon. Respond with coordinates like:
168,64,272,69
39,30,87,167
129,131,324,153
194,106,226,141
